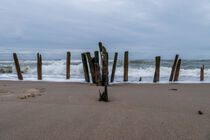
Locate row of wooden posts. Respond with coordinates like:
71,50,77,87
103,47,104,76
12,42,205,83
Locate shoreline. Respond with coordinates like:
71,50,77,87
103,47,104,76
1,79,210,84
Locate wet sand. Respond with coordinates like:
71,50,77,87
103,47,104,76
0,81,210,140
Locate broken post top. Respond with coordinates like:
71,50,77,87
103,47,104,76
98,42,107,52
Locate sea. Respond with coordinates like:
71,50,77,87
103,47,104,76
1,58,210,83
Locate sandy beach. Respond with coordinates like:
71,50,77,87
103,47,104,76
0,81,209,140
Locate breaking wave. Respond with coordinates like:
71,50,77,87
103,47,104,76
0,59,210,83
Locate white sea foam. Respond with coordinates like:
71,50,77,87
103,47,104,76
0,59,210,83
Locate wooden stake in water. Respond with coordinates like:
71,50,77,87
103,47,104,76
37,53,42,80
124,51,128,81
169,54,179,81
173,59,181,82
13,53,23,80
111,52,118,82
81,53,90,82
66,51,71,79
200,65,204,81
153,56,161,83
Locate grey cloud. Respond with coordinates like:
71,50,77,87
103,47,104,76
0,0,210,59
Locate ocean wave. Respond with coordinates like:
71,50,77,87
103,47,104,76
0,59,210,82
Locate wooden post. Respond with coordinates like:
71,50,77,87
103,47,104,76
66,51,71,79
98,42,107,53
98,42,107,65
37,53,39,80
111,52,118,82
94,51,102,85
102,52,109,86
94,51,99,64
39,54,42,80
169,54,179,81
99,43,109,86
81,53,90,82
99,85,108,102
124,51,128,81
99,42,103,53
99,42,103,65
173,59,181,82
13,53,23,80
153,56,161,83
94,62,101,85
37,53,42,80
86,52,96,83
200,65,204,81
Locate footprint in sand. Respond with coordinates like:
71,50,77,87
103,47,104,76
17,88,45,99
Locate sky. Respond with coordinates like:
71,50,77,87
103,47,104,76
0,0,210,60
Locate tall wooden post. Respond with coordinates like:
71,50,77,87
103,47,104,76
124,51,128,81
98,42,107,65
111,52,118,82
200,65,204,81
94,51,99,64
99,42,103,65
94,62,101,85
66,51,71,79
153,56,161,83
81,53,90,82
37,53,42,80
174,59,181,82
169,54,179,81
86,52,95,83
99,43,109,86
94,51,101,85
13,53,23,80
39,54,42,80
102,52,109,86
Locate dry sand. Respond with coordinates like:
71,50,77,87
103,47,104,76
0,81,210,140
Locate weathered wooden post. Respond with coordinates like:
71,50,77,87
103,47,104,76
98,42,107,65
111,52,118,82
94,50,102,85
98,42,109,86
99,42,105,54
39,54,42,80
173,59,181,82
94,62,101,85
169,54,179,81
66,51,71,79
99,42,103,65
37,53,42,80
200,65,204,81
94,51,99,64
81,53,90,82
99,85,108,102
13,53,23,80
101,52,109,86
153,56,161,83
86,52,96,83
124,51,128,81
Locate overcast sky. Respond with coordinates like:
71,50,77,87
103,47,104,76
0,0,210,59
